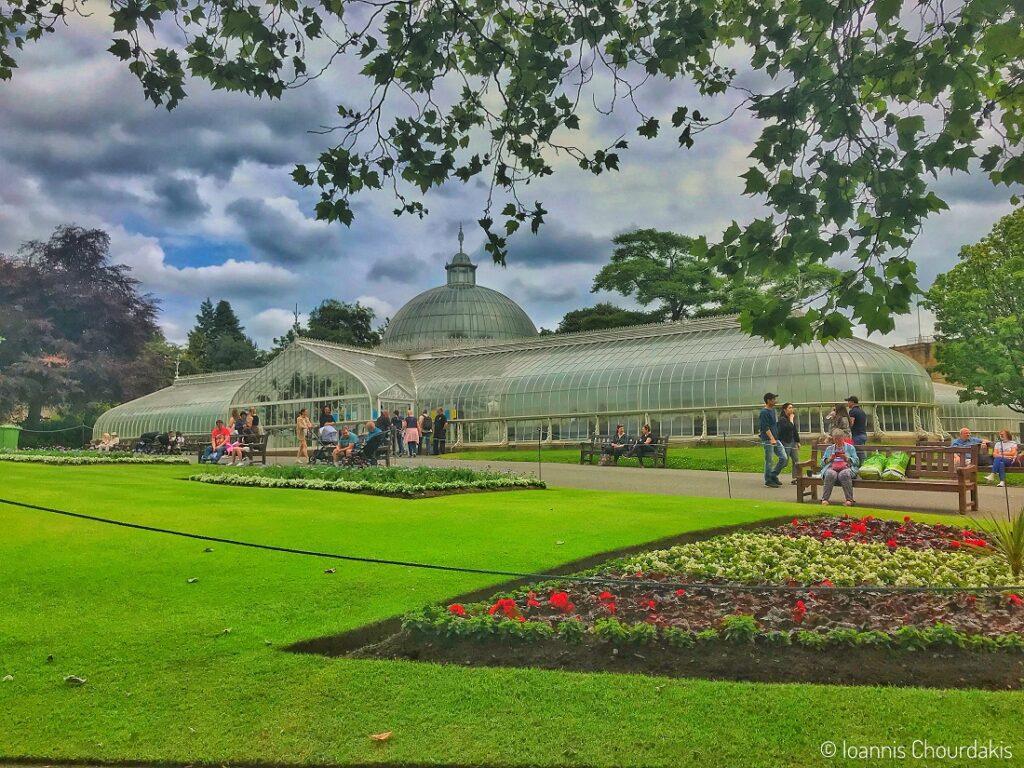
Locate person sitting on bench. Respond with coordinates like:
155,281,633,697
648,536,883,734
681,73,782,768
819,429,860,507
332,426,360,465
950,427,990,467
199,420,231,464
602,425,631,462
630,424,656,462
987,429,1019,488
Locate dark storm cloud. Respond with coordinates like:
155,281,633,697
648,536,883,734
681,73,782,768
470,221,611,266
225,197,340,264
153,176,209,221
367,253,433,283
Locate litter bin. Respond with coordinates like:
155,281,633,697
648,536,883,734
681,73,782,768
0,424,22,451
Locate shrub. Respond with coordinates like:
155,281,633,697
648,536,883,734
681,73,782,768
720,614,759,644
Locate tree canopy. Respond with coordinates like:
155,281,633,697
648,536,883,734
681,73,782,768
925,206,1024,414
593,228,842,323
2,0,1023,343
182,298,262,373
306,300,382,347
555,303,660,334
0,225,166,424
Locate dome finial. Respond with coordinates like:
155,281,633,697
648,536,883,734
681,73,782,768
457,223,465,253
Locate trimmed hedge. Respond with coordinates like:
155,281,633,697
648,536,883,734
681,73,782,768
189,465,545,497
0,450,189,466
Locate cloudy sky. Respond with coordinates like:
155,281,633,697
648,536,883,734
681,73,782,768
0,14,1018,348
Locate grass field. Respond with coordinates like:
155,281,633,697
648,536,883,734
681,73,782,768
2,463,1023,767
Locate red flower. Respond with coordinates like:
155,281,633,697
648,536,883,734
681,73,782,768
527,598,541,607
448,604,466,616
965,594,977,606
792,600,807,624
598,591,614,601
949,541,962,549
549,591,576,613
640,598,657,611
886,538,898,548
903,515,911,523
963,538,987,547
791,518,800,527
488,598,519,619
604,601,617,614
516,615,527,622
838,521,848,528
821,531,833,539
896,526,907,534
820,580,833,588
850,522,867,535
1009,594,1022,607
675,588,687,597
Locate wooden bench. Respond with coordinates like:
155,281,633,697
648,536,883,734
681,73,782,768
795,443,979,515
917,437,1024,475
185,433,269,464
579,435,669,468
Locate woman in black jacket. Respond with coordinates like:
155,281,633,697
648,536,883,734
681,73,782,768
777,402,801,484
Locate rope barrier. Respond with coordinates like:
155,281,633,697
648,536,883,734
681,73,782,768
0,496,1021,594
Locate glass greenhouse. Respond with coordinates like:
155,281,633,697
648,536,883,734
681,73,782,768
94,243,1022,448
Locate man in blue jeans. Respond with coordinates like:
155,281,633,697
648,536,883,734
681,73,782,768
759,392,788,488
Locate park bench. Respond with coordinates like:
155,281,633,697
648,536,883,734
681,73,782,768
579,435,669,468
183,433,269,464
795,443,979,515
917,437,1024,476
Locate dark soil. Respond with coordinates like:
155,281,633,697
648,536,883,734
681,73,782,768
353,631,1024,690
775,515,991,550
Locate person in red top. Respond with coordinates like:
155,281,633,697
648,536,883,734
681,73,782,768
199,419,231,463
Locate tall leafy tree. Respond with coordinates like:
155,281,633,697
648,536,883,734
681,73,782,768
184,298,216,371
925,207,1024,414
0,225,160,425
592,230,726,321
182,298,262,372
306,300,380,347
4,0,1021,343
556,303,660,334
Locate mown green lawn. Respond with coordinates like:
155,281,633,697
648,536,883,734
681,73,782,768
1,463,1022,767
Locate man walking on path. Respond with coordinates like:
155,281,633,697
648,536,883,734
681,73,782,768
759,392,788,488
847,396,868,455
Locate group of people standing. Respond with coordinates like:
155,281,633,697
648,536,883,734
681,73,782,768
760,393,868,505
294,404,450,460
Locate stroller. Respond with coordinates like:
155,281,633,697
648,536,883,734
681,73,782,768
134,432,170,454
309,426,339,465
345,431,387,468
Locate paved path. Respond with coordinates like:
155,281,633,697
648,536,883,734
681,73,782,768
385,454,1024,517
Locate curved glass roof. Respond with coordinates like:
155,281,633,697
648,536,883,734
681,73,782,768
380,246,537,351
934,382,1021,435
93,369,257,438
409,317,936,420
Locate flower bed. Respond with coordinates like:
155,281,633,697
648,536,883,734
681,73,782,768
353,518,1024,688
0,450,188,466
189,464,545,497
779,514,991,550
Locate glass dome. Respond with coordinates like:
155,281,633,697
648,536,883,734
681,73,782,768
380,231,537,351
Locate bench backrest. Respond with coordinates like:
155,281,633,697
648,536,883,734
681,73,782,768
809,443,979,478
